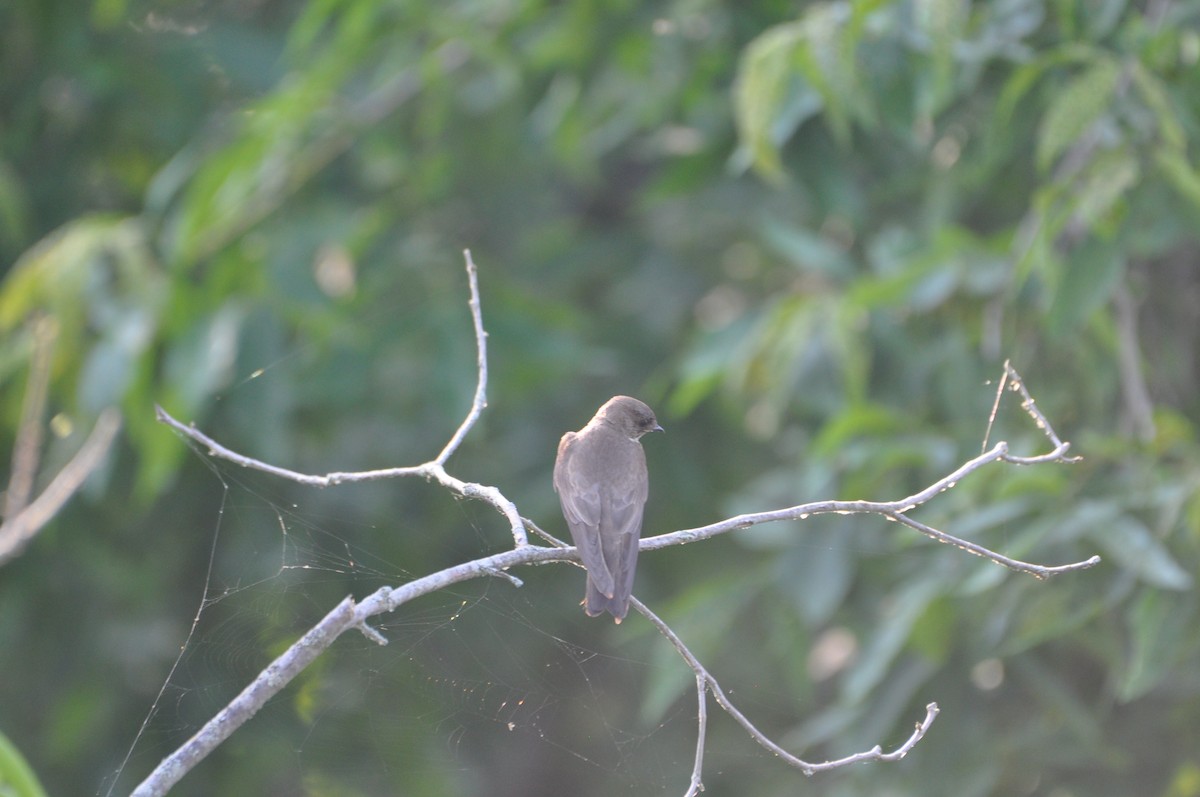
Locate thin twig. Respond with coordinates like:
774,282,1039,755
640,439,1096,577
154,252,528,548
688,672,707,795
435,250,489,465
1001,361,1077,455
630,598,712,791
890,513,1099,579
158,365,1093,578
632,596,939,782
980,361,1009,454
0,407,123,565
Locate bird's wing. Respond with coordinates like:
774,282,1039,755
604,488,646,608
554,433,615,596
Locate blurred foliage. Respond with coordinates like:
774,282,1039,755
0,726,48,797
2,0,1200,796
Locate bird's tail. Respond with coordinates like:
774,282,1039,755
584,577,630,624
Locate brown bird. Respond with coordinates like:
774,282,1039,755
554,396,662,623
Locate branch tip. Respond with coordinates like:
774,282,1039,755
357,622,388,646
485,566,524,587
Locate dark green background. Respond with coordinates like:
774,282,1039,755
2,1,1199,795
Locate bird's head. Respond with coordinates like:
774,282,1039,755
598,395,663,440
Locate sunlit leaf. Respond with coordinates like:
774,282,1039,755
0,727,49,797
1036,58,1120,172
734,21,808,181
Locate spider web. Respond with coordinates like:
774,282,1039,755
99,434,738,797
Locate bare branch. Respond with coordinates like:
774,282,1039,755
980,361,1008,455
632,594,939,782
130,512,944,796
0,407,122,566
889,513,1100,580
532,521,939,791
643,364,1097,578
641,438,1097,578
687,672,707,795
154,252,528,548
134,256,1099,795
630,597,710,794
1000,360,1078,457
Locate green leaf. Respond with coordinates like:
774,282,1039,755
78,324,148,413
1118,588,1198,701
810,402,904,458
1155,147,1200,212
1161,761,1200,797
776,524,855,625
995,43,1099,126
792,8,852,145
1036,59,1120,172
1045,237,1124,337
668,314,757,416
0,728,49,797
759,217,855,278
1000,586,1107,657
162,304,244,415
1072,148,1139,234
1129,61,1186,152
908,594,956,663
90,0,127,30
733,21,808,182
1092,515,1193,591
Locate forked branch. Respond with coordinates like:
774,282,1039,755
135,253,1099,797
154,251,528,549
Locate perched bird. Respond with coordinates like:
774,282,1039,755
554,396,662,623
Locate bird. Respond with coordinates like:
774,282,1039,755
553,396,662,623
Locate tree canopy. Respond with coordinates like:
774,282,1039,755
2,1,1199,795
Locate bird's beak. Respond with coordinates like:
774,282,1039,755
652,424,664,433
